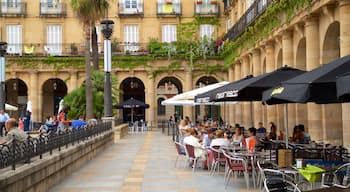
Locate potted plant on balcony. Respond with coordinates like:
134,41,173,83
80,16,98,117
210,0,217,5
166,0,172,4
70,43,78,55
196,0,202,5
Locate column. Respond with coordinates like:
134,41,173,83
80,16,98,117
228,66,235,125
265,41,277,126
339,0,350,148
69,71,78,92
29,71,39,122
234,60,242,125
305,15,323,141
282,31,296,134
242,55,251,128
252,49,262,126
146,77,156,126
183,66,193,120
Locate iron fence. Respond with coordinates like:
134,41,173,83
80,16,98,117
224,0,272,41
39,2,67,17
0,121,112,170
0,1,26,16
157,2,181,16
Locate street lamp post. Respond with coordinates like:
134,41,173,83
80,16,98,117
101,20,114,117
0,42,7,111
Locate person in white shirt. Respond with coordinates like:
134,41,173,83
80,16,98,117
183,129,206,160
210,129,230,147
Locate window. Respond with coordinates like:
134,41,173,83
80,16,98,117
200,24,214,39
162,25,177,43
226,19,231,32
247,0,254,9
125,0,137,9
124,24,139,51
46,25,62,56
157,98,166,115
6,24,22,55
90,26,102,53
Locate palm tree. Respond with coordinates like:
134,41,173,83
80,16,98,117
71,0,108,119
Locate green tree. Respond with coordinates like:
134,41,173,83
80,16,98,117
70,0,109,119
63,71,119,119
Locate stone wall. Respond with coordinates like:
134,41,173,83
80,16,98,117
0,130,114,192
113,123,129,141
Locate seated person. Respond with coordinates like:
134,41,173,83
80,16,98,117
71,117,87,130
45,116,56,131
232,126,245,147
210,129,230,147
267,122,277,140
202,129,215,149
0,118,28,144
256,122,266,141
246,127,257,153
183,128,206,160
296,124,310,144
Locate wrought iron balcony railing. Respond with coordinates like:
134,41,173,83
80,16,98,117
40,2,67,17
118,1,143,17
224,0,271,41
157,2,181,16
0,1,26,17
194,2,219,16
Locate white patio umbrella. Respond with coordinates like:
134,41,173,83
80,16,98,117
162,81,231,106
58,99,64,113
5,103,18,111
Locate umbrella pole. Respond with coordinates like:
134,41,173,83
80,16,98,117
250,101,254,128
131,107,134,123
284,104,289,148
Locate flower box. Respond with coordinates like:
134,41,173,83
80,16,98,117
210,0,217,5
197,0,203,5
166,0,172,4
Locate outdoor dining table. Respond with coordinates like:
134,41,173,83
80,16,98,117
293,164,326,189
306,186,350,192
229,151,270,188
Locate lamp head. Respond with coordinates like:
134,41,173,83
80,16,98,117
101,20,114,40
0,42,7,57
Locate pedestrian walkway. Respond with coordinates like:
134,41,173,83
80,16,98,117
51,130,253,192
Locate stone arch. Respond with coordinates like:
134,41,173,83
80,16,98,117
195,76,219,122
276,49,283,68
156,76,183,121
5,78,28,118
322,21,342,145
295,37,306,70
322,21,340,64
42,78,68,120
119,77,146,122
294,37,308,127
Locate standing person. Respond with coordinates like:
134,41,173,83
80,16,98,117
18,117,24,131
0,110,9,136
23,111,31,132
267,122,277,140
57,110,66,133
174,111,179,123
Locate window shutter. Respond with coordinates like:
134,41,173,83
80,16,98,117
200,24,214,39
124,25,139,51
46,25,62,55
6,25,22,55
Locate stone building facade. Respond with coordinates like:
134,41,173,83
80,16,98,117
2,0,350,148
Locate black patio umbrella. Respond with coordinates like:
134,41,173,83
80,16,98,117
337,72,350,102
212,66,305,102
195,75,254,103
115,97,149,122
262,55,350,104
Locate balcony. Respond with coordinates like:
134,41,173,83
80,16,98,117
40,2,67,17
0,1,26,17
224,0,270,41
195,1,219,16
157,2,181,17
118,1,143,17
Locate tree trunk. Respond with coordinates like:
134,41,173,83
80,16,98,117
92,25,99,71
84,22,94,119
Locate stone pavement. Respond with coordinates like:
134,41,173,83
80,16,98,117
50,130,256,192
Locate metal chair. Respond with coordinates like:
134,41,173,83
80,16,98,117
263,178,301,192
257,160,279,189
210,146,226,175
184,144,204,172
322,162,350,188
174,141,186,168
223,151,250,189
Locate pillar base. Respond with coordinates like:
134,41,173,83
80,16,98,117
102,117,115,128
